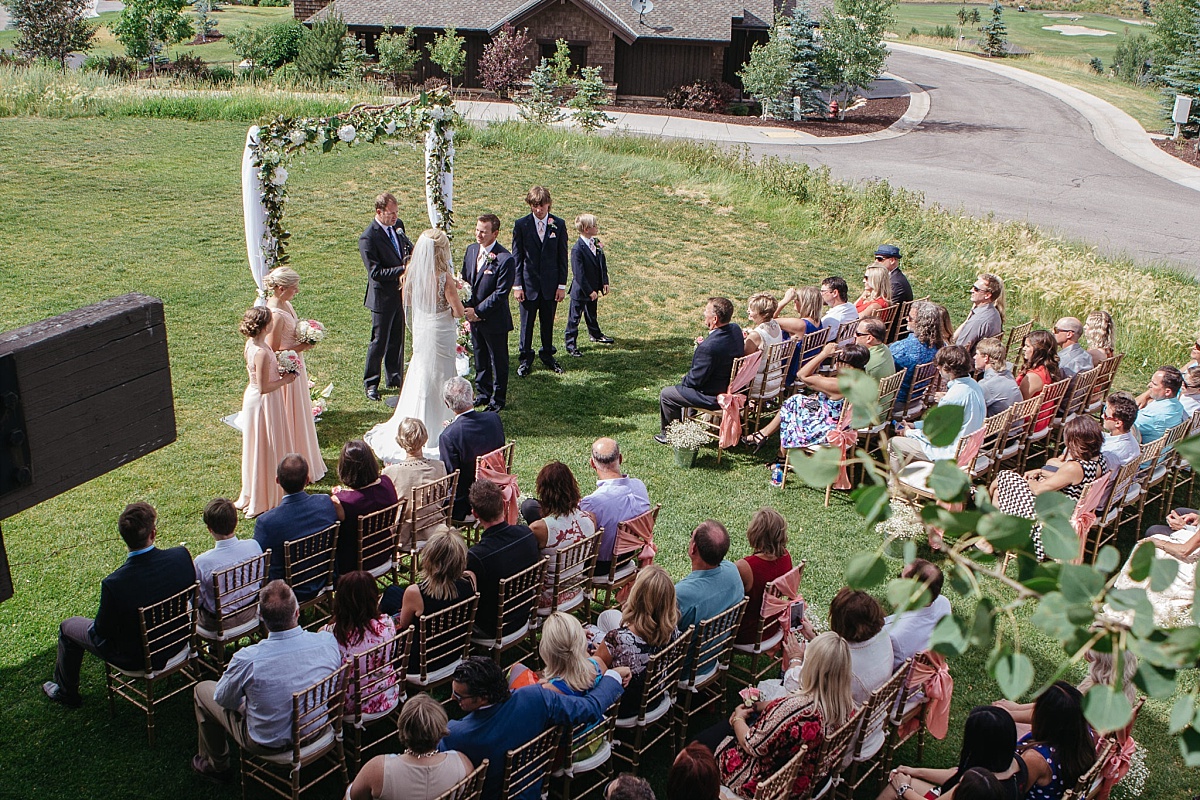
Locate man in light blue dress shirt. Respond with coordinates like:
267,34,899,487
192,580,342,782
1054,317,1094,377
193,497,262,629
889,345,987,468
1134,366,1187,444
577,438,651,571
1101,393,1142,471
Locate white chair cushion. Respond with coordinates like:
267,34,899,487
406,658,463,687
615,693,672,728
733,628,784,656
471,621,530,650
565,741,611,775
897,462,935,492
258,726,336,764
114,645,193,678
679,664,720,692
197,616,260,643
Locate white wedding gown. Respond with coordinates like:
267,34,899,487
365,272,457,463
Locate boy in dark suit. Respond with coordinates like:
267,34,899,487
564,213,613,357
511,186,569,377
462,213,513,411
655,297,744,443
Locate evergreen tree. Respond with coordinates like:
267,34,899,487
1152,0,1200,80
1160,6,1200,133
426,26,465,90
516,58,565,124
548,37,575,87
568,65,614,131
192,0,215,43
1,0,96,68
739,9,824,119
979,1,1008,57
295,10,346,79
375,26,419,92
782,8,824,118
334,32,367,84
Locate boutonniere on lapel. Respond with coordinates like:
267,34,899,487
485,252,498,264
593,238,603,251
547,220,557,238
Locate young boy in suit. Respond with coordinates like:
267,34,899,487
564,213,613,356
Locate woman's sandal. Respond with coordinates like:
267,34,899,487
741,430,768,453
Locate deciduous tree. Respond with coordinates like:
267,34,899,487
111,0,194,76
426,26,466,90
375,25,419,92
478,23,532,98
818,0,894,116
0,0,96,68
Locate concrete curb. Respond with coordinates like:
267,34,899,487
887,42,1200,193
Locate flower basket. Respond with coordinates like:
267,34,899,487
664,419,708,468
673,446,699,469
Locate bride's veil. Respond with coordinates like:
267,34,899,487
403,228,450,321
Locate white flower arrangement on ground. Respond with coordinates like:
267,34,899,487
309,378,333,421
295,318,326,345
875,499,926,541
664,419,709,450
276,349,300,375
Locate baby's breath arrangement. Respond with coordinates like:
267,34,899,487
664,419,709,450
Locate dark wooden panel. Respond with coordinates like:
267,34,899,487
0,294,176,520
723,28,769,91
614,40,715,97
0,524,11,603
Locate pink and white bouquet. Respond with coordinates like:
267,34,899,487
456,318,472,355
295,319,326,345
276,350,301,375
310,378,333,422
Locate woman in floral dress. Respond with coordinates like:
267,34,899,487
527,461,597,609
323,570,399,716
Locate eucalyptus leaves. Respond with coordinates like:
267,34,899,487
249,88,457,270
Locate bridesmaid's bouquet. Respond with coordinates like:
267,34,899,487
276,350,301,375
295,319,326,345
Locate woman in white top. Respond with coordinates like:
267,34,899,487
744,293,786,400
348,693,472,800
528,462,597,608
830,587,893,758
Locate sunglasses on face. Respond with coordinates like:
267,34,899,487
970,285,985,292
874,256,886,262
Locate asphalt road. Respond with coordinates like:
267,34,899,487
749,48,1200,274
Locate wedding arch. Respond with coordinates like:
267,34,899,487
240,87,458,301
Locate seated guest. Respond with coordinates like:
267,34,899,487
1180,365,1200,416
743,342,870,455
935,304,956,346
1111,509,1200,626
974,337,1022,416
348,693,473,800
440,377,505,521
442,656,625,800
385,529,476,668
1053,317,1094,377
675,520,746,633
997,648,1137,737
1100,392,1140,470
607,775,655,800
946,768,1009,800
322,570,398,716
876,243,912,304
194,497,262,631
1134,365,1186,443
890,300,945,407
538,612,604,696
774,285,824,387
954,273,1005,355
331,439,399,576
656,297,743,445
819,276,858,330
1017,330,1061,403
829,588,893,707
381,418,448,547
889,346,986,470
881,705,1026,800
884,559,951,670
191,580,342,782
578,437,651,575
594,565,681,717
519,461,597,608
696,632,855,800
743,293,785,401
465,479,539,639
734,508,794,645
854,266,892,319
1083,310,1115,365
1017,682,1096,800
857,317,897,380
253,453,338,600
43,502,194,708
667,743,720,800
991,416,1107,561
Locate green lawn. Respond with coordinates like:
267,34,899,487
0,108,1196,798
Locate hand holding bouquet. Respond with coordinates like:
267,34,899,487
295,319,326,345
276,350,301,375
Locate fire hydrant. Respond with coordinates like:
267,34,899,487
828,100,839,120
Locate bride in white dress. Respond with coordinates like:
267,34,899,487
365,228,465,463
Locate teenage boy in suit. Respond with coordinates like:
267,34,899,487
511,186,568,377
462,214,513,412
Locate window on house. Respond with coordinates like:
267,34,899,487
539,42,588,73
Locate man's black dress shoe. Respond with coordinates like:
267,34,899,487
365,386,381,401
567,349,584,358
590,335,615,344
543,359,565,374
517,363,531,378
42,681,81,708
474,396,489,408
485,402,505,413
653,433,669,445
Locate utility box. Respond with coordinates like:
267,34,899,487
1173,95,1193,125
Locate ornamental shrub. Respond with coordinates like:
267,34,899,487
478,22,532,98
516,57,565,124
568,65,613,131
1111,29,1153,84
295,11,346,78
260,19,304,67
664,79,735,113
81,53,136,76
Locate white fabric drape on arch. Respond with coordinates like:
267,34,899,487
424,125,454,229
241,125,269,307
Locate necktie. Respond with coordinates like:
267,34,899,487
537,219,545,241
386,226,400,256
477,247,487,267
589,240,596,256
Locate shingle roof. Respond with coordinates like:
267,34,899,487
312,0,776,43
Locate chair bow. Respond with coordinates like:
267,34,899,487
825,404,858,491
478,452,519,525
898,651,953,740
760,566,803,628
718,351,763,449
955,428,986,469
1096,734,1137,800
1071,471,1113,541
615,512,657,567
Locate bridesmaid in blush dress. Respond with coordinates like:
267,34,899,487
235,307,298,518
264,267,327,483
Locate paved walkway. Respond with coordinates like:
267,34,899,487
457,44,1200,273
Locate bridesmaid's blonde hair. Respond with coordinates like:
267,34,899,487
264,267,299,295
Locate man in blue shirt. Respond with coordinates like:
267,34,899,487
674,520,746,677
442,656,625,800
889,345,986,469
1135,365,1187,443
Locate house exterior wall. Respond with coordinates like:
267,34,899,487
520,2,616,83
612,40,722,97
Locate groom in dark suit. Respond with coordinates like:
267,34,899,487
359,191,413,401
462,214,513,412
655,297,744,444
511,186,569,377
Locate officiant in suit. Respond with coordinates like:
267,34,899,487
564,213,612,357
511,186,569,377
655,297,744,444
360,191,413,401
462,214,513,412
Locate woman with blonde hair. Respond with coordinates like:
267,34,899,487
743,293,785,400
235,306,298,517
854,266,893,319
540,612,604,695
348,693,473,800
263,266,327,483
1083,310,1115,364
365,228,466,463
697,632,856,799
594,565,681,716
381,418,448,547
734,508,794,644
774,286,824,387
385,529,475,667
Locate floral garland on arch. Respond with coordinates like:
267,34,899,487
247,87,457,277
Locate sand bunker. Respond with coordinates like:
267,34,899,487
1042,12,1082,18
1042,24,1115,36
